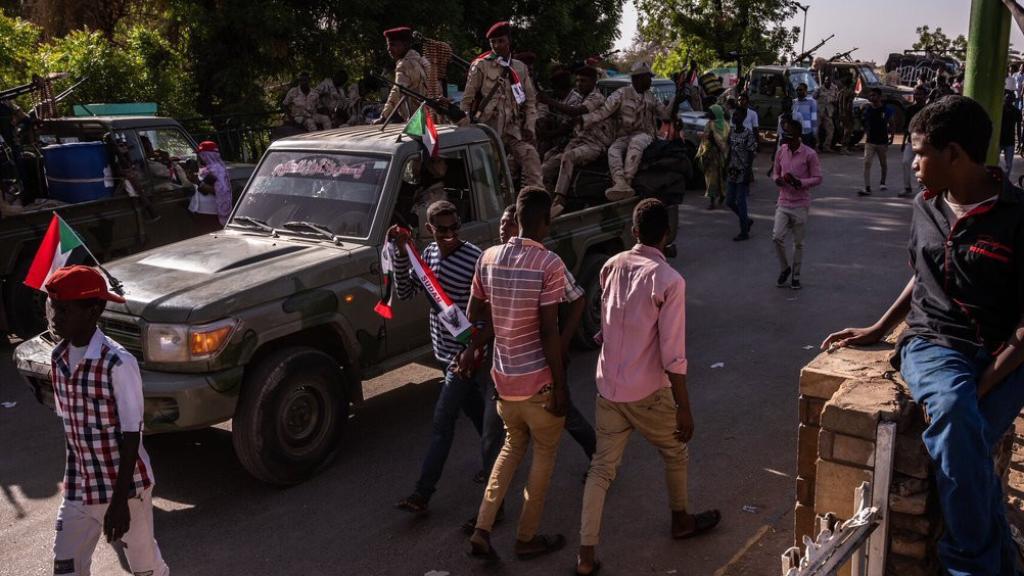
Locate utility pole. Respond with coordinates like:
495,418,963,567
964,0,1011,163
794,3,810,56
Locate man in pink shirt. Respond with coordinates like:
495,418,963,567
575,199,720,575
772,118,823,290
461,188,569,561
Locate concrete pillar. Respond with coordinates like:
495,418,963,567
963,0,1011,163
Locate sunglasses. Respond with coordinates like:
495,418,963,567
430,222,461,234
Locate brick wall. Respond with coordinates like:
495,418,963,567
794,344,941,575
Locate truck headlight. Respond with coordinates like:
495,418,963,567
145,319,236,362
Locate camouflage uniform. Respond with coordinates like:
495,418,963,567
381,49,432,123
583,85,673,194
540,89,585,186
461,54,543,188
283,86,331,131
816,83,838,150
547,90,614,202
836,85,855,148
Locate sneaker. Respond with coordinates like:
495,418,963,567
732,233,750,241
857,187,872,196
777,267,792,287
898,188,914,198
791,278,802,290
605,183,636,202
879,184,888,191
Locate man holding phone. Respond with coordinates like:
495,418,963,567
771,118,822,289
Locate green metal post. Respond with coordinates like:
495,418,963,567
964,0,1011,164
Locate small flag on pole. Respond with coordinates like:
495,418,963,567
403,104,440,158
23,214,88,291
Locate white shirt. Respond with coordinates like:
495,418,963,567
944,192,998,221
1006,75,1018,91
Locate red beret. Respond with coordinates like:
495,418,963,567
383,27,413,42
575,66,599,79
486,21,511,39
45,265,125,303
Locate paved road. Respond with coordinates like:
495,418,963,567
1,147,915,575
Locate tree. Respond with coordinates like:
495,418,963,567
912,25,967,56
634,0,799,76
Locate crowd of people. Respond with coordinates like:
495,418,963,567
29,12,1024,576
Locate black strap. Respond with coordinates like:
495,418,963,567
474,64,511,117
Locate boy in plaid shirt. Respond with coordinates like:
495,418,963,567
45,265,168,576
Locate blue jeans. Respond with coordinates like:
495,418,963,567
726,181,752,233
900,337,1024,576
414,366,489,500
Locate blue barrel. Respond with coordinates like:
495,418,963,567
42,142,114,203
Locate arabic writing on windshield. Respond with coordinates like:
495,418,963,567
234,152,389,240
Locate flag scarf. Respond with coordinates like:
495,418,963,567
374,240,474,344
497,57,527,105
23,214,87,291
374,242,396,319
403,104,440,158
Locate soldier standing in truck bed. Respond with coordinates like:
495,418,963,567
376,26,432,124
460,21,543,189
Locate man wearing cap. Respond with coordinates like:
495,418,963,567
460,21,544,188
377,27,433,124
43,265,169,576
283,72,331,131
582,61,680,201
539,66,615,217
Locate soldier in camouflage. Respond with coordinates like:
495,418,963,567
538,66,615,217
460,21,543,189
581,61,679,201
377,27,433,124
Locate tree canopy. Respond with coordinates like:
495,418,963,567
911,25,967,57
0,0,625,120
634,0,799,75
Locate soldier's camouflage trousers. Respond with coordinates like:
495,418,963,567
505,134,544,189
608,133,654,187
547,141,605,199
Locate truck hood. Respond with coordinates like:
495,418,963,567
103,232,363,324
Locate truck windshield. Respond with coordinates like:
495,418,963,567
859,67,881,85
787,70,819,93
233,151,389,240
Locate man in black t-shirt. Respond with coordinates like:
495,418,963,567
1000,91,1021,178
824,96,1024,576
857,88,893,196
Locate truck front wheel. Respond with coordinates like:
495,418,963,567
232,347,348,485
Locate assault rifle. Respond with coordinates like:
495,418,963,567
373,74,468,125
793,34,835,66
0,72,69,101
829,48,859,62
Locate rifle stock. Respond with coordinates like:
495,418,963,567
374,74,468,122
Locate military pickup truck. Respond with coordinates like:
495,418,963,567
14,123,675,485
1,116,254,338
818,61,915,133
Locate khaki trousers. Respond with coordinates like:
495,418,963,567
505,135,544,188
772,205,809,277
580,388,689,546
819,111,834,150
864,142,888,188
608,133,654,187
476,390,565,541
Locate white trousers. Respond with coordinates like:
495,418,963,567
53,487,168,576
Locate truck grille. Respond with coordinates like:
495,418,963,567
99,318,144,359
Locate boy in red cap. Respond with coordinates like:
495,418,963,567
460,21,544,189
44,265,168,576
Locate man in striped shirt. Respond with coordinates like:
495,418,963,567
389,201,500,515
463,188,569,561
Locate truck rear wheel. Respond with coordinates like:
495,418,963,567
574,253,610,350
232,347,348,485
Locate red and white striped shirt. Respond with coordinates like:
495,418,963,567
472,237,566,398
51,328,153,504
